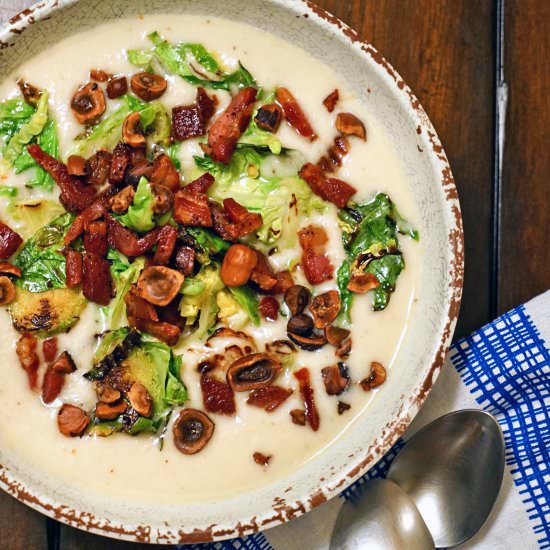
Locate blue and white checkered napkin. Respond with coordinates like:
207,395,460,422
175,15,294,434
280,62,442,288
185,290,550,550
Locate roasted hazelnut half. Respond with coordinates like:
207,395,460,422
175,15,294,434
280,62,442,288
347,272,380,294
335,337,352,359
290,409,306,426
98,386,121,405
57,404,90,437
0,276,16,306
220,244,258,287
109,185,135,215
0,262,21,277
321,363,350,395
173,408,214,455
122,111,146,148
309,290,340,329
131,72,167,101
226,353,281,392
127,382,152,417
325,325,351,346
287,331,327,351
52,351,76,374
95,400,127,420
150,183,174,216
71,82,106,125
287,314,314,336
136,266,184,307
17,79,41,106
254,104,282,133
335,112,367,140
284,285,311,316
360,361,387,391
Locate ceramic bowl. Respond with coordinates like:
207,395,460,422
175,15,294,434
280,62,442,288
0,0,463,543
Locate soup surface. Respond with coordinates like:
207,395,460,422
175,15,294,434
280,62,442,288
0,14,421,504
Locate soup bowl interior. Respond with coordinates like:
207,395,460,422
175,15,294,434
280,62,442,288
0,0,463,543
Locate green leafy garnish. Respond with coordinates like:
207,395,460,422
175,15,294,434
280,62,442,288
179,264,225,338
71,95,170,157
3,91,49,166
102,250,146,330
0,186,17,197
128,31,257,91
13,118,58,191
337,193,418,321
0,99,35,150
13,212,74,292
117,177,155,232
90,332,188,436
194,147,325,257
228,285,260,326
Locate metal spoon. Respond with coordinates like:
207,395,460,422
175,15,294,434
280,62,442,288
387,409,505,548
330,409,504,549
330,478,435,550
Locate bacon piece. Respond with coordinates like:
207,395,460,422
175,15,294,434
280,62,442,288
196,87,217,123
172,87,217,141
150,154,181,192
302,251,334,285
298,224,328,253
173,190,212,227
82,252,112,306
207,87,257,164
124,287,159,322
108,143,132,186
184,173,215,194
106,215,160,257
153,225,178,265
223,198,262,236
42,338,58,363
0,261,21,277
64,199,108,246
125,159,153,187
0,222,22,259
247,385,292,412
299,162,356,208
259,296,279,321
28,144,97,213
42,366,65,404
210,202,240,242
200,373,236,415
175,246,195,276
16,333,40,390
294,367,320,431
86,149,112,186
323,89,339,113
276,87,317,141
84,221,108,256
128,315,180,345
250,251,278,291
65,249,83,288
318,136,350,174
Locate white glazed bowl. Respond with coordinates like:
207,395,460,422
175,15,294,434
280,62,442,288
0,0,463,543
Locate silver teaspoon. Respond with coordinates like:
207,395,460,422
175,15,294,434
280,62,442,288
387,409,505,548
330,477,435,550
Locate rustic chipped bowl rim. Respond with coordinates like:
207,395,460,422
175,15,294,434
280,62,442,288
0,0,464,544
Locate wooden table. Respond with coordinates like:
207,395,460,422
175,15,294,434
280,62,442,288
0,1,548,548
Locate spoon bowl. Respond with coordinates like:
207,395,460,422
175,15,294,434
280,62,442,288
387,409,505,548
330,478,435,550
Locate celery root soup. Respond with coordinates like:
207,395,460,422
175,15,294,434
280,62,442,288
0,14,421,504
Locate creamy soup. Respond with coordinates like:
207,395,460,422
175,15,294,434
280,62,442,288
0,15,421,504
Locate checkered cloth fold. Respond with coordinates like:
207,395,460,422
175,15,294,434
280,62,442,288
183,291,550,549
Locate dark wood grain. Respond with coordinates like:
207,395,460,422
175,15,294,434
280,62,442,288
500,0,550,312
0,493,47,550
317,0,496,338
